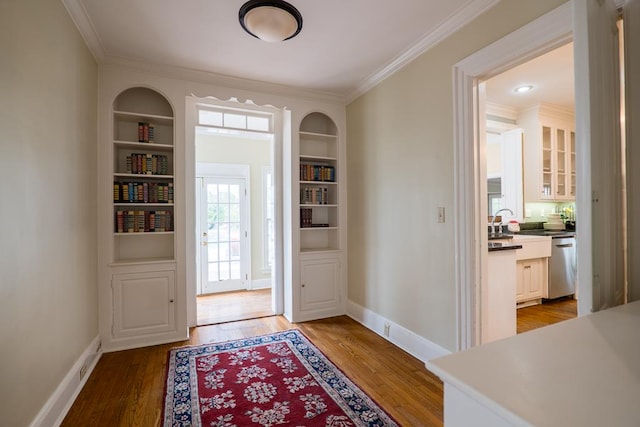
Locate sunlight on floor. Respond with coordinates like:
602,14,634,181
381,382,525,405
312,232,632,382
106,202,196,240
197,288,273,325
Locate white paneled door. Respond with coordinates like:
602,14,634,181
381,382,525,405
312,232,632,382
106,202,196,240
199,177,248,294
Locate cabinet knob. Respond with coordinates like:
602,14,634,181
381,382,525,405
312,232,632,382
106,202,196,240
169,299,174,303
301,284,306,288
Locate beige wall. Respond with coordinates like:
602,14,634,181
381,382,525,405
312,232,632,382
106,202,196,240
0,1,98,425
346,0,568,351
196,134,272,281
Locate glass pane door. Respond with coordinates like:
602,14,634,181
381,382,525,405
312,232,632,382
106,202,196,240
199,177,248,294
541,126,553,197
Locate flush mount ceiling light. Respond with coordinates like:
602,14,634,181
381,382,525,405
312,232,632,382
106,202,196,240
239,0,303,42
514,84,534,94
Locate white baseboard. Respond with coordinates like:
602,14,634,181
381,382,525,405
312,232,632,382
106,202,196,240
251,278,272,290
30,334,102,427
347,300,451,363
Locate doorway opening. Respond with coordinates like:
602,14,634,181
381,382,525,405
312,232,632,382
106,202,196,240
482,43,578,338
193,103,278,325
452,3,575,350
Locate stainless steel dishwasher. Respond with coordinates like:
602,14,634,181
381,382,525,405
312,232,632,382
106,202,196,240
548,236,577,299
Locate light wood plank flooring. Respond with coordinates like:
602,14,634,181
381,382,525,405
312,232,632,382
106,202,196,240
62,316,445,427
517,297,577,334
197,288,273,325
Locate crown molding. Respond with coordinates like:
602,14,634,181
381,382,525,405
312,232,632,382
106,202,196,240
485,101,519,120
61,0,105,61
102,55,346,104
63,0,502,106
346,0,501,104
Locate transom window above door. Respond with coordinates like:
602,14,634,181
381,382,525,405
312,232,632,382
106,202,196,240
197,106,272,134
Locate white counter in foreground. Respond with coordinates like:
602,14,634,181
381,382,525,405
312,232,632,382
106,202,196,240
427,301,640,426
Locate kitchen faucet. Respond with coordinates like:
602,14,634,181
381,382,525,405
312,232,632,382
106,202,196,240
491,208,514,236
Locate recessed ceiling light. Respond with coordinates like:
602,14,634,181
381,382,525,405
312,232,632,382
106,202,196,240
514,85,534,94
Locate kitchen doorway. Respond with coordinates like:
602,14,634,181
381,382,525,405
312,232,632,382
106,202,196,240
482,43,578,339
453,2,627,350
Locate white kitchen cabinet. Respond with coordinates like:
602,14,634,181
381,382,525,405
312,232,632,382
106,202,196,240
490,235,551,308
298,254,341,321
516,257,548,306
111,268,176,339
484,249,518,343
519,104,575,202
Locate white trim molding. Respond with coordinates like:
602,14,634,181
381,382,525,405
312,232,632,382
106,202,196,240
251,278,272,290
61,0,105,61
452,3,572,350
30,335,102,427
347,300,450,363
347,0,501,103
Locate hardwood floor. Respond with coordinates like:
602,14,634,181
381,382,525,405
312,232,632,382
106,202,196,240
62,316,445,426
62,299,576,426
517,297,577,334
197,288,273,325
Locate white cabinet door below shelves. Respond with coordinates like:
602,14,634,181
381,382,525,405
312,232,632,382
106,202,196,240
300,257,340,315
112,270,176,338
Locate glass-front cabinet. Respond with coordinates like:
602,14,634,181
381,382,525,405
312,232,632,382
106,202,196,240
520,105,575,203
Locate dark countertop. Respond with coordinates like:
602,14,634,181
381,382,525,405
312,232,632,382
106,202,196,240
517,229,576,239
488,241,523,252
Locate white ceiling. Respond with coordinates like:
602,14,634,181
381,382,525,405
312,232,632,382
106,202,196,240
66,0,500,100
486,42,575,112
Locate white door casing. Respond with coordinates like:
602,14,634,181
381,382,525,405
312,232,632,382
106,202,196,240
624,0,640,302
185,97,286,326
452,3,573,350
573,0,624,313
453,1,626,350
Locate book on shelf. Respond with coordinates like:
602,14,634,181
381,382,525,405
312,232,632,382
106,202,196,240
300,164,335,182
113,181,174,203
137,122,155,143
125,153,169,175
114,209,173,233
300,208,312,228
299,208,330,228
300,186,329,204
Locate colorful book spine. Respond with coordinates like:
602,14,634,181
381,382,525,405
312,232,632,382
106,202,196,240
300,164,336,182
114,209,173,233
137,122,156,143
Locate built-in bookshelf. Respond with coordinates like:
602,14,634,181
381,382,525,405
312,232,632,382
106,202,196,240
298,113,339,252
112,88,175,263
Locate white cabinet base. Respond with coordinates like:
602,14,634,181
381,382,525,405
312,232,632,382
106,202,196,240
112,270,176,338
101,262,187,352
296,253,343,322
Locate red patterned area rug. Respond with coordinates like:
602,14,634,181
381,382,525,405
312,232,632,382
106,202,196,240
162,329,398,427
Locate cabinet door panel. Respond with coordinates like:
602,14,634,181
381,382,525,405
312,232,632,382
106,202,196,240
300,258,340,313
112,270,176,338
516,258,548,303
